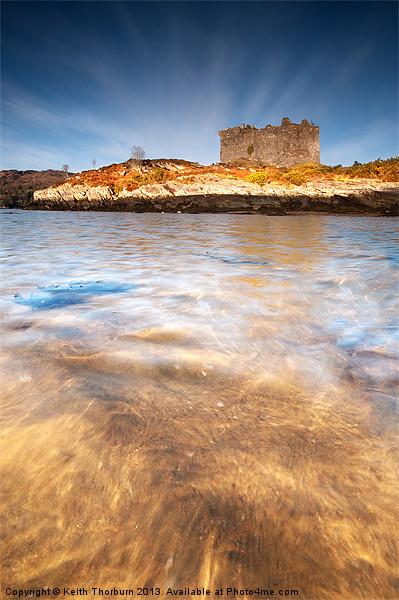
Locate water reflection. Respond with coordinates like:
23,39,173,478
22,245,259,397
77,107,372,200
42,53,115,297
13,281,135,309
1,212,398,599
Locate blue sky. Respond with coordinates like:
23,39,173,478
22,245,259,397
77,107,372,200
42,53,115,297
1,1,398,171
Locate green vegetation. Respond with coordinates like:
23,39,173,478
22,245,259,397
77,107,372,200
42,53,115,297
247,144,254,156
244,158,399,187
245,167,309,187
130,168,165,185
279,163,330,186
290,163,331,176
280,171,307,186
112,183,125,195
110,167,167,195
246,171,269,185
343,157,399,181
44,156,398,197
152,167,166,182
0,189,33,208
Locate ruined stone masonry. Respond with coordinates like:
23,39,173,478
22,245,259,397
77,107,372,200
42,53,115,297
219,117,320,167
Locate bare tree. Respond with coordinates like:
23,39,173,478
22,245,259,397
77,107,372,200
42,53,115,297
131,145,145,161
130,146,146,173
62,164,69,179
92,158,97,170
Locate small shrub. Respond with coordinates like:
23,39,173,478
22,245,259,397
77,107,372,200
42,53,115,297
245,172,269,185
270,171,282,182
113,184,124,195
131,174,146,184
152,167,165,183
247,144,254,156
281,171,306,186
291,163,330,177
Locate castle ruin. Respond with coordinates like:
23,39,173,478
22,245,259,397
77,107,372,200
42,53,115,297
219,117,320,167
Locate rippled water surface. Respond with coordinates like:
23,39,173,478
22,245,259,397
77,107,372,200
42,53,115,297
1,211,398,599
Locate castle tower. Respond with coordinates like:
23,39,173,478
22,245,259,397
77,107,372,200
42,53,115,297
218,117,320,167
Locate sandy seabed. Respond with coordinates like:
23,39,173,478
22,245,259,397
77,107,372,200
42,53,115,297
1,335,398,600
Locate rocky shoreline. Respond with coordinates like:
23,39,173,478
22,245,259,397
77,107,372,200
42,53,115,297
30,173,398,215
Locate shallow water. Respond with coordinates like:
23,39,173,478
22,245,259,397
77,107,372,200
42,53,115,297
1,211,398,599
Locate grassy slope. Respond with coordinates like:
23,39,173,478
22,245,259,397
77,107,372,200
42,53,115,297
62,157,399,194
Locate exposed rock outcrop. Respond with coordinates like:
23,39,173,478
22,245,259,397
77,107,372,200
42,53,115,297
30,174,398,215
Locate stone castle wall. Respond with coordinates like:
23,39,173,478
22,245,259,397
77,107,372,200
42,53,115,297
219,117,320,167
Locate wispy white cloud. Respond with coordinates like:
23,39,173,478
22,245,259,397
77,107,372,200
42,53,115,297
1,140,65,171
321,118,398,166
2,1,397,170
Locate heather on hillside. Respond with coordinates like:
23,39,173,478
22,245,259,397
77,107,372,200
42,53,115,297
64,157,399,191
1,158,397,208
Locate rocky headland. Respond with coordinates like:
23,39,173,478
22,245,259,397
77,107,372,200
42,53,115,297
24,159,399,215
0,169,74,208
